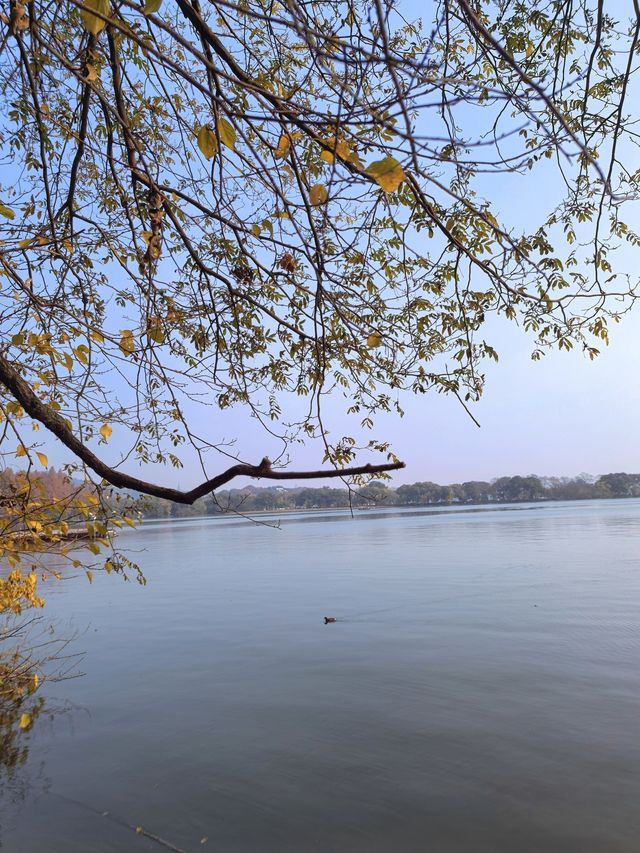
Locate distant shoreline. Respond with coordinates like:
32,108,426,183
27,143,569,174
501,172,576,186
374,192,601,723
139,493,640,523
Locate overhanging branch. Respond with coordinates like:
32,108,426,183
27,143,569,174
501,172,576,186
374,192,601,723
0,354,405,504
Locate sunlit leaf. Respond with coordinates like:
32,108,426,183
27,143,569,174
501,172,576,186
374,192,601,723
80,0,110,36
309,184,328,206
19,713,32,730
99,423,112,441
366,157,406,192
85,569,93,583
320,150,334,164
274,135,291,158
197,125,217,160
144,0,162,14
0,202,15,220
15,444,27,458
36,452,48,467
367,332,382,348
119,330,135,356
217,117,236,150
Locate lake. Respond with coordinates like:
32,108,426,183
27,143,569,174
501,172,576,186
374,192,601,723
2,499,640,852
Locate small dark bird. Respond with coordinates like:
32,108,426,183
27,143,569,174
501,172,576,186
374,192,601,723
324,617,337,624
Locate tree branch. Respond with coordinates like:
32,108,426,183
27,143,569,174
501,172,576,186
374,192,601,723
0,353,405,504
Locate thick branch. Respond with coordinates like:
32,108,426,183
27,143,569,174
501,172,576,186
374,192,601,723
0,354,405,504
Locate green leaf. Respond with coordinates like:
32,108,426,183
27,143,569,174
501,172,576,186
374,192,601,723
0,202,15,220
143,0,162,14
366,157,406,193
197,125,217,160
80,0,110,36
217,117,236,151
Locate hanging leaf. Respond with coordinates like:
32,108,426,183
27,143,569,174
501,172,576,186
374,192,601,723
15,444,27,458
0,202,15,220
367,332,382,348
217,117,236,151
36,452,48,467
147,317,165,344
251,224,261,237
119,330,135,356
85,63,98,82
19,713,32,730
320,150,334,164
366,157,406,193
86,569,93,584
80,0,110,36
309,184,328,206
197,125,217,160
144,0,162,14
274,135,291,158
99,423,113,440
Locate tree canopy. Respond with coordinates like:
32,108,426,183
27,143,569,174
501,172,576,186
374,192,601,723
1,0,640,591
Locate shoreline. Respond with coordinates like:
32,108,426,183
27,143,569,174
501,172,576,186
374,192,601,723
139,494,640,523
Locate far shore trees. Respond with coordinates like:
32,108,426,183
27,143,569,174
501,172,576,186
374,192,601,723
1,0,640,609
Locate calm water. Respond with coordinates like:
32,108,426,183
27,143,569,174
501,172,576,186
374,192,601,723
2,500,640,852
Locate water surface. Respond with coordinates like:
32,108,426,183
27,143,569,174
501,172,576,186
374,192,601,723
2,500,640,852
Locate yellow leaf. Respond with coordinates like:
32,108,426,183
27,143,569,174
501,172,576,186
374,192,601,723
146,317,165,344
15,444,27,458
274,134,291,158
36,452,48,467
0,202,15,220
119,330,135,357
367,332,382,348
86,570,93,583
85,63,98,82
19,713,32,730
197,125,217,160
104,560,113,574
309,184,328,206
217,117,236,150
144,0,162,13
99,423,112,441
135,827,143,835
123,516,137,528
366,157,406,193
320,150,334,164
19,238,34,249
80,0,109,36
90,329,105,344
251,223,261,237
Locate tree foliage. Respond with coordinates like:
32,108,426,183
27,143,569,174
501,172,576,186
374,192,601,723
1,0,640,595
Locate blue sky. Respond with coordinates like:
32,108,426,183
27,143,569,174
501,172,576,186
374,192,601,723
9,0,640,489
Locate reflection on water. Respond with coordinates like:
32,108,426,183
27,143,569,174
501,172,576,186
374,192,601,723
3,499,640,852
0,617,81,848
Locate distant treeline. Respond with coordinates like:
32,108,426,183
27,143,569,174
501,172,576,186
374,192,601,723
138,472,640,518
